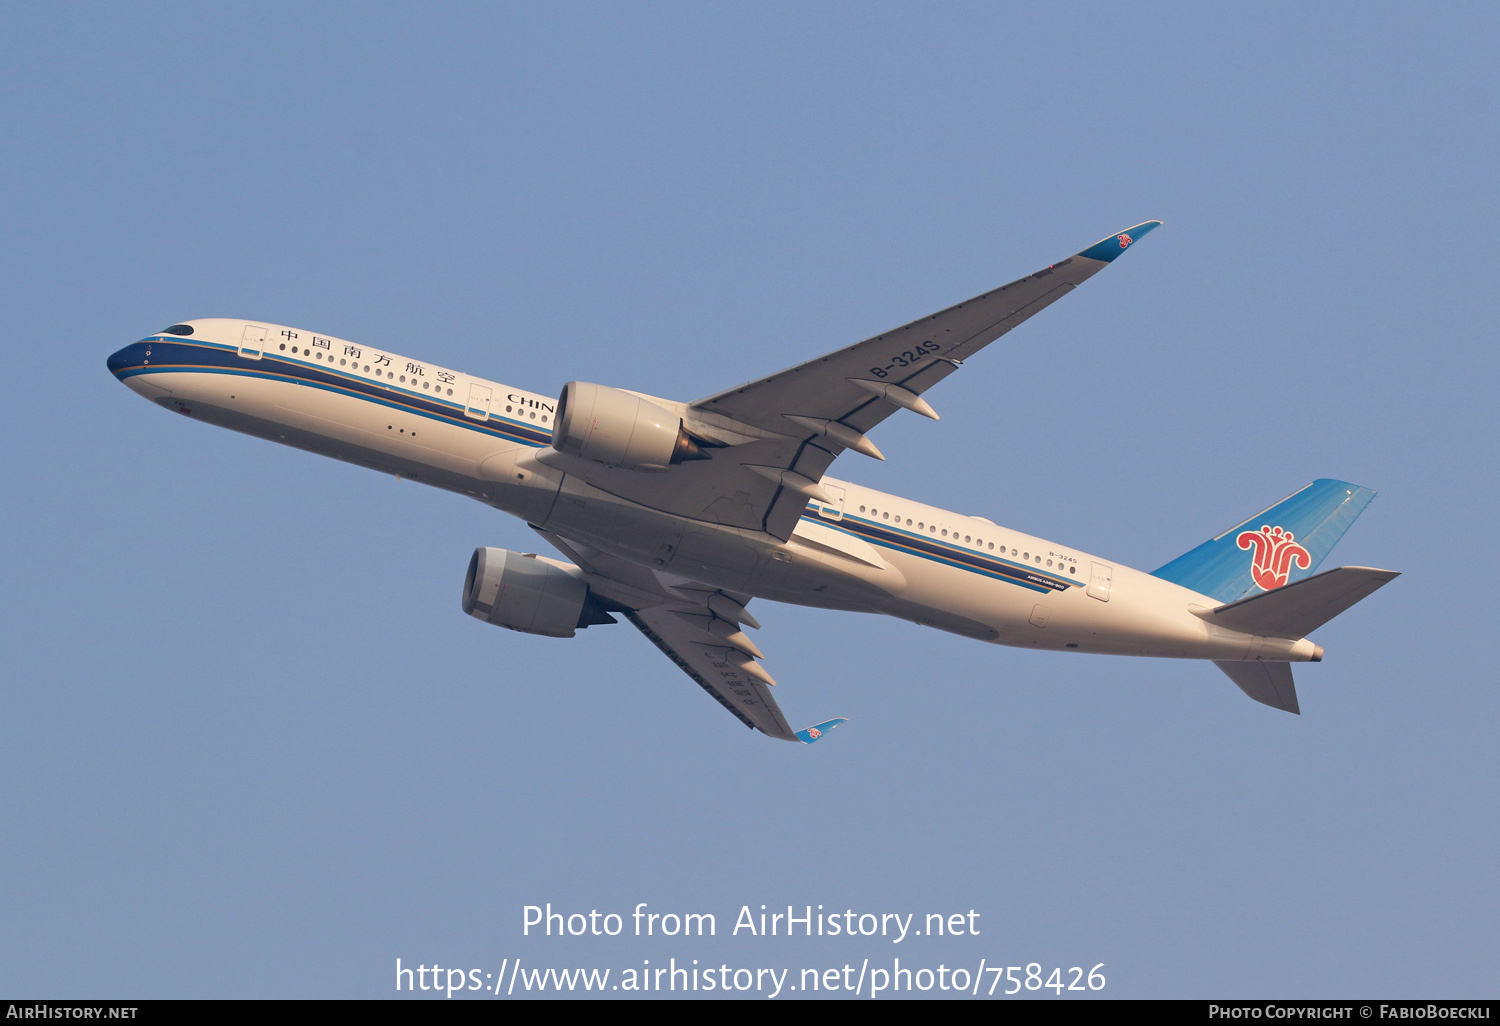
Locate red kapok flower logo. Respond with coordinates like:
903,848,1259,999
1236,525,1312,591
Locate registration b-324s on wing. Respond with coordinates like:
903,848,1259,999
108,223,1397,743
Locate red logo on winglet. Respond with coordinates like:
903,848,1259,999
1118,233,1133,248
1237,525,1312,591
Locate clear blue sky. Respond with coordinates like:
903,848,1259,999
2,1,1495,998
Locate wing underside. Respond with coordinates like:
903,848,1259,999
534,528,809,742
626,605,797,740
540,223,1161,542
689,222,1161,538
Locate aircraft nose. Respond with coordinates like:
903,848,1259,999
107,342,147,379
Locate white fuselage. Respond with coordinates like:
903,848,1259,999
109,319,1317,665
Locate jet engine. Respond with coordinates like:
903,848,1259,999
552,381,709,471
461,547,616,638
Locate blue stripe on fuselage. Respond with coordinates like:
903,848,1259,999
800,511,1078,594
110,338,553,447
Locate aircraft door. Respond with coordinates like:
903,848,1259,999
817,484,846,521
465,383,492,420
238,324,267,360
1088,561,1113,602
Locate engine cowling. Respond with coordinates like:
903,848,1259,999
461,547,615,638
552,381,706,471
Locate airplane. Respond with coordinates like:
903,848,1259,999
107,222,1397,745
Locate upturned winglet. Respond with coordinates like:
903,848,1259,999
796,718,848,744
1078,221,1162,263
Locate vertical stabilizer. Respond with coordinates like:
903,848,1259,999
1152,479,1376,604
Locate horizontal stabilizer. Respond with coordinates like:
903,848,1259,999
1196,566,1400,639
796,718,847,744
1215,661,1300,714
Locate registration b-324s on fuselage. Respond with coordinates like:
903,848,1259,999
107,223,1397,743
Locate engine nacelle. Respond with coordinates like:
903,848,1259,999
552,381,707,471
461,547,615,638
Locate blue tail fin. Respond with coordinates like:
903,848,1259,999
1152,479,1377,604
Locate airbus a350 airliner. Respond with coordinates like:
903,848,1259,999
108,223,1397,743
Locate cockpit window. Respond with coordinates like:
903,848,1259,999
162,324,194,336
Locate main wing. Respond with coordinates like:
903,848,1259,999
535,223,1160,540
692,221,1163,537
534,528,844,744
697,222,1163,433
